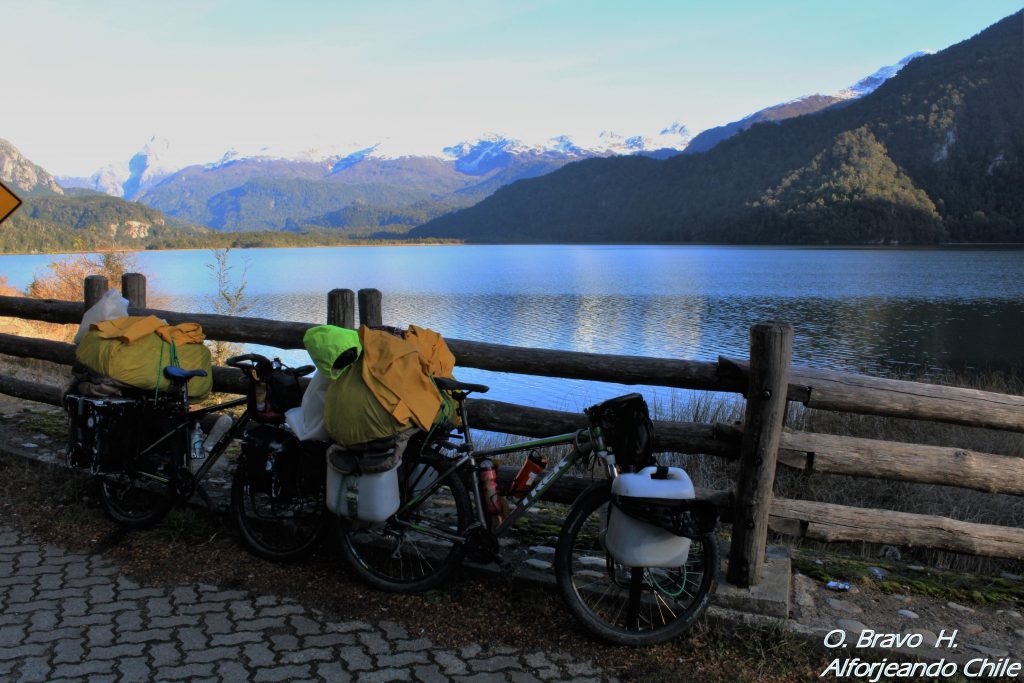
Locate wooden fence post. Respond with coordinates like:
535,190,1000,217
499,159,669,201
327,289,356,328
358,288,383,327
121,273,147,310
727,321,793,588
83,275,109,310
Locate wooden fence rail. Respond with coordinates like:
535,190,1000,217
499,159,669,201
2,273,1024,584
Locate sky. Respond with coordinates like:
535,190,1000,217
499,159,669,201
2,0,1020,177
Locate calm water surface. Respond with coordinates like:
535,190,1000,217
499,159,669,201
4,245,1023,410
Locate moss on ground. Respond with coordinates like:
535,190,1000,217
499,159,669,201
792,551,1024,606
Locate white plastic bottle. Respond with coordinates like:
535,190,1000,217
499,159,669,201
203,415,233,454
190,424,205,460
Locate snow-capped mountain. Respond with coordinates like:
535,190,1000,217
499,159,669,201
685,51,931,154
835,51,934,99
59,136,186,199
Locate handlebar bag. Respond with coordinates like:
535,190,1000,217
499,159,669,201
248,367,304,424
585,393,655,473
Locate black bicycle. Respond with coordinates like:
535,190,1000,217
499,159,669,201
335,383,719,646
65,353,327,561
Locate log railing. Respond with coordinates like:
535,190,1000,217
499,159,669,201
2,272,1024,587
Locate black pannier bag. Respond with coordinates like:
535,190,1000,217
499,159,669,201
240,425,326,500
64,395,144,472
247,366,304,424
584,393,656,473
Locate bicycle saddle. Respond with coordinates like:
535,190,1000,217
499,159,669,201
434,377,489,394
164,366,209,381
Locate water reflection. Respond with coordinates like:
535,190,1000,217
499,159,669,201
3,245,1022,410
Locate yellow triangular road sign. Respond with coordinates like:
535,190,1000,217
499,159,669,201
0,181,22,225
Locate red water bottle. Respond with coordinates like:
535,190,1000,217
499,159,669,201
511,452,547,498
478,459,505,524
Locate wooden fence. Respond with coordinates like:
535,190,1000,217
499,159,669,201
2,272,1024,588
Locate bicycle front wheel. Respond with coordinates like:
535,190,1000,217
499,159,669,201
337,458,472,593
231,458,328,561
98,452,176,529
555,482,718,646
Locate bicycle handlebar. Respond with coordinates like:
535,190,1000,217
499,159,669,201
226,353,272,369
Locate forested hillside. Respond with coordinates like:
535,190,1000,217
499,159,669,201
413,11,1023,245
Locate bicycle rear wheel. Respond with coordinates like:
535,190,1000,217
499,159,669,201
98,452,176,529
232,457,328,561
337,458,472,593
555,482,718,646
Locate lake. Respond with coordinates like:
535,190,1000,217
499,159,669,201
3,244,1023,411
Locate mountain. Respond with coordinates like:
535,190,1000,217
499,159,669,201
59,126,694,232
58,136,180,198
685,51,931,154
0,139,64,196
412,12,1023,245
0,140,201,253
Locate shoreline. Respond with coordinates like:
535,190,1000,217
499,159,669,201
3,241,1024,258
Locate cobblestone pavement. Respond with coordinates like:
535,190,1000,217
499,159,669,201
0,526,617,683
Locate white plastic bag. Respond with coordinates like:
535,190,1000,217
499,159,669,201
285,371,330,441
74,289,130,344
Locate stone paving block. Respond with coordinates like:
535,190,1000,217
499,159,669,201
114,609,145,632
508,671,544,683
145,596,175,617
87,624,116,647
244,642,277,667
434,650,469,676
235,617,285,632
171,585,198,605
186,645,243,664
210,631,266,647
317,661,354,682
302,632,356,648
394,637,433,652
378,650,431,668
338,645,374,672
471,655,522,673
36,572,65,590
149,642,183,667
156,662,217,680
380,620,410,640
333,620,373,633
59,596,90,618
358,668,412,682
0,644,47,661
254,663,314,681
0,625,25,647
90,643,149,660
148,615,194,629
52,636,86,664
358,629,392,656
52,658,117,678
217,660,252,680
117,656,153,683
229,600,257,619
25,625,84,643
177,626,209,651
259,603,306,618
290,614,324,636
414,663,450,683
16,656,52,683
270,633,300,651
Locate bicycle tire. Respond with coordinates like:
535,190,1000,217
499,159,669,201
98,454,176,529
231,459,328,561
337,458,472,593
555,481,718,646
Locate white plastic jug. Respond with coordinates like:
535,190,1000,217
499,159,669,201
326,457,400,523
605,466,695,568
